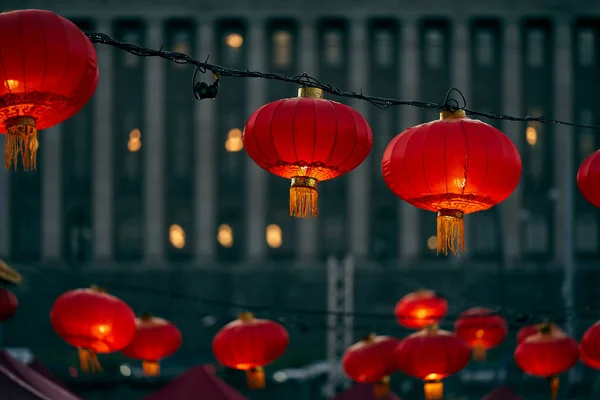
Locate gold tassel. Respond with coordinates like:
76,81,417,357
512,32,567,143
5,116,38,171
436,209,465,255
424,380,444,400
473,344,487,362
246,366,266,389
142,361,160,376
373,376,390,397
78,348,102,373
289,177,318,218
550,376,559,400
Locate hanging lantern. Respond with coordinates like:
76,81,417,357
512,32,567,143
454,307,507,361
342,333,401,397
0,10,98,171
395,324,470,400
580,321,600,369
577,149,600,207
517,323,545,344
394,290,448,330
121,314,182,376
514,323,579,400
50,286,136,373
212,312,289,389
381,109,522,255
0,287,17,322
242,87,373,218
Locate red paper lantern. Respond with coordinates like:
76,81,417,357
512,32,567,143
0,287,17,322
212,312,289,389
50,286,136,373
395,325,470,400
577,149,600,207
243,87,372,218
454,307,507,361
580,321,600,370
121,314,182,376
342,333,401,397
514,323,579,400
0,9,98,171
394,290,448,330
517,324,542,344
382,109,522,255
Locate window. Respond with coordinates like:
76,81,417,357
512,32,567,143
522,212,549,255
525,108,544,183
172,31,191,55
475,29,494,66
224,32,243,65
122,31,141,68
425,29,443,68
375,30,393,67
324,30,342,66
578,28,595,67
579,109,595,160
527,29,545,68
273,30,292,68
576,214,599,253
470,212,498,255
172,111,190,178
72,112,89,179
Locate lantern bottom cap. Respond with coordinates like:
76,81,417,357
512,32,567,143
246,366,266,389
143,361,160,376
373,376,390,397
290,177,318,218
436,209,465,256
4,116,38,171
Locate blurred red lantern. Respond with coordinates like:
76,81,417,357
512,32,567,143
243,87,372,218
395,325,470,400
517,324,542,344
580,321,600,370
0,9,98,171
50,286,136,373
121,314,182,376
342,333,401,397
454,307,507,361
514,323,579,400
577,149,600,207
0,287,17,321
212,312,289,389
394,290,448,330
382,109,522,255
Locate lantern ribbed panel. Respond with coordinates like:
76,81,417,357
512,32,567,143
342,335,400,383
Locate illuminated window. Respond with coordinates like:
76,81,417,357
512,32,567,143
225,33,244,48
475,29,494,66
427,236,437,251
266,224,282,248
169,224,186,249
375,30,393,67
225,128,243,152
128,128,142,152
224,32,243,65
217,224,234,247
173,32,191,54
525,126,537,146
425,29,443,68
527,29,544,68
273,31,292,68
324,31,342,66
578,28,595,67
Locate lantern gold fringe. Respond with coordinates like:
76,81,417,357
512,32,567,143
424,380,443,400
473,344,487,361
289,177,318,218
5,116,38,171
142,361,160,376
373,376,390,397
246,366,266,389
437,209,465,255
78,348,102,373
550,376,559,400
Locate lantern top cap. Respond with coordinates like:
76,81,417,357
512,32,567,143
140,313,154,322
362,332,377,343
238,311,255,321
90,285,107,293
424,324,439,334
298,87,324,99
440,109,466,120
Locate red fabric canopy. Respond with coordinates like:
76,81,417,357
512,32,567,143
334,383,402,400
481,385,523,400
0,350,81,399
143,365,249,400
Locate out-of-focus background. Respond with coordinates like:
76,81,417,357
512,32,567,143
1,0,600,399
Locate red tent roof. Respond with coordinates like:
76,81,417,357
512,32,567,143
143,365,250,400
481,385,523,400
0,350,82,399
334,383,402,400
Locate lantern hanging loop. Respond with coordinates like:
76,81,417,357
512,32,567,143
441,87,467,113
193,61,220,100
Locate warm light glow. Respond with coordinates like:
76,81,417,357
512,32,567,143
416,309,428,319
453,178,466,189
424,380,443,400
225,33,244,48
427,236,437,250
526,126,538,146
225,128,244,152
129,128,141,140
266,224,283,248
94,324,111,335
169,224,186,249
128,128,142,152
217,224,234,248
4,79,18,90
475,329,485,338
234,362,253,370
425,373,440,381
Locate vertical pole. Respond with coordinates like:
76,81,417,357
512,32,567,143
326,256,339,398
342,255,354,390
